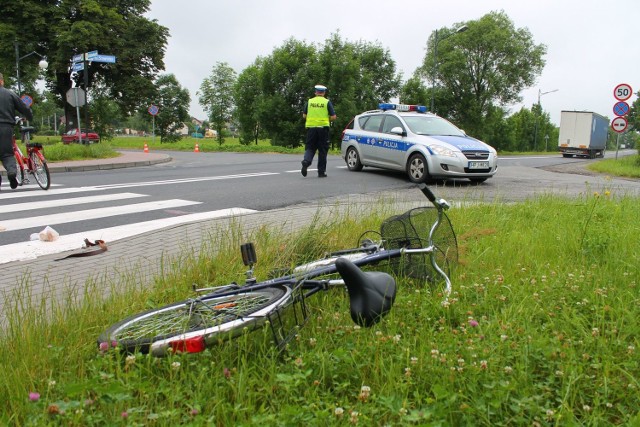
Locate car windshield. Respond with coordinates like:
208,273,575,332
402,116,465,137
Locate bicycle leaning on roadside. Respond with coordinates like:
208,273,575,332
98,184,458,357
12,116,51,190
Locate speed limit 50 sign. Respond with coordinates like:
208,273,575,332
613,83,633,101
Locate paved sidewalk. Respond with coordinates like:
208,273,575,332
0,150,172,176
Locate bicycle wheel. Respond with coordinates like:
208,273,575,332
98,285,291,356
30,151,50,190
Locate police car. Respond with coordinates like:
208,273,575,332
341,104,498,183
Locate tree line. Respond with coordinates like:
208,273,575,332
2,3,637,150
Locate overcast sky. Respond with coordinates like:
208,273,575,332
146,0,638,127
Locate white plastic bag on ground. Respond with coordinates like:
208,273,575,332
39,226,60,242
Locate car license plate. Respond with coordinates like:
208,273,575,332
468,161,489,169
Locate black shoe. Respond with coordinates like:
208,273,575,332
9,175,18,189
301,162,308,177
318,173,327,178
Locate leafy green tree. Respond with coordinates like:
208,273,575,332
257,38,318,147
153,74,190,143
88,82,122,140
199,62,237,146
317,34,402,149
628,91,640,132
234,64,263,145
399,76,430,106
32,91,64,135
415,11,546,139
239,33,402,148
0,0,168,130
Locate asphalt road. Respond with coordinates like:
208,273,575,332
1,150,639,249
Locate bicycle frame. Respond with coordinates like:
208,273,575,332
11,118,51,190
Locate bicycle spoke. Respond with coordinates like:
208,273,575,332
113,293,275,342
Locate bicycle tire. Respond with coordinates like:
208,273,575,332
30,151,50,190
98,285,291,356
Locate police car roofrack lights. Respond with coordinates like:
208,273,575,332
379,103,428,113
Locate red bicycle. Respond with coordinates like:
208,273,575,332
12,117,50,190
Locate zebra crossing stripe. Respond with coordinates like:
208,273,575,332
0,208,257,264
0,199,202,232
0,193,147,214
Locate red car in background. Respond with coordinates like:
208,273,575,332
61,128,100,144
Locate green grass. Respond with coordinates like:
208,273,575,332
107,136,311,154
27,136,120,162
588,154,640,178
1,192,639,425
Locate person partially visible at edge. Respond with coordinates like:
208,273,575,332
0,72,33,190
301,84,337,178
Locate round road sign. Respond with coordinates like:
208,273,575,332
21,94,33,108
613,101,629,117
611,116,628,133
148,105,159,116
613,83,633,101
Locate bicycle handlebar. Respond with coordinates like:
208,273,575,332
418,183,436,203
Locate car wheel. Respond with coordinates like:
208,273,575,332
346,146,363,171
406,153,429,183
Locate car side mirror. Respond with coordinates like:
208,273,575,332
390,126,406,136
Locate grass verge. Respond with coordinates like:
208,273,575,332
588,154,640,178
1,193,639,425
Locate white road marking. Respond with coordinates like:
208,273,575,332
0,193,146,214
93,172,279,189
0,208,257,264
0,172,278,200
0,199,202,232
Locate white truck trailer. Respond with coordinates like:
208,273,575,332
558,111,609,159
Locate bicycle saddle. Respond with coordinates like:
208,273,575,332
335,257,397,327
21,126,36,134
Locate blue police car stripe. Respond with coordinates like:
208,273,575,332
346,135,415,152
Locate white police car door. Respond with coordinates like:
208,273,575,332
367,115,406,168
357,114,385,165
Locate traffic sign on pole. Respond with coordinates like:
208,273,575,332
613,101,629,117
613,83,633,101
611,116,628,133
71,62,84,72
86,50,98,60
92,54,116,63
66,87,86,107
21,95,33,108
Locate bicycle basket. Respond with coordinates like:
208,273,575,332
380,207,458,280
266,284,309,352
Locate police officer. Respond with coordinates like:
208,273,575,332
301,84,337,178
0,72,33,190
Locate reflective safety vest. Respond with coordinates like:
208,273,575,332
305,96,330,127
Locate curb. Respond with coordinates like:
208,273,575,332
47,155,173,173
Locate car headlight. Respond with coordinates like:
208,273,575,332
428,145,457,157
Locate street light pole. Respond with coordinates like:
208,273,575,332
431,25,468,114
14,38,48,96
533,88,559,151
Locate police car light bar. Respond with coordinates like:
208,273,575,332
379,103,427,113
